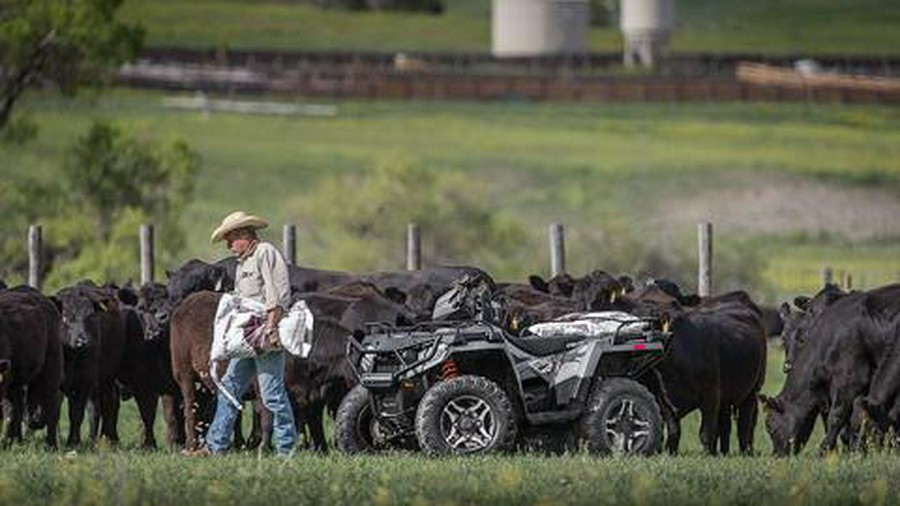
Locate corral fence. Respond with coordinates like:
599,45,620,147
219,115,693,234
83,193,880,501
117,49,900,105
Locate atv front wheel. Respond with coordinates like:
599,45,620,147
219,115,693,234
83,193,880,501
581,378,663,456
415,375,517,455
335,385,380,454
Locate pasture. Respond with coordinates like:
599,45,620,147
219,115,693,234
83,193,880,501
118,0,900,55
3,90,899,300
3,345,897,506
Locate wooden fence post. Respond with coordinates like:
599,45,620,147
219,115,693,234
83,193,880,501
140,224,154,285
697,222,713,297
549,223,566,277
282,224,297,266
28,225,42,291
407,223,421,271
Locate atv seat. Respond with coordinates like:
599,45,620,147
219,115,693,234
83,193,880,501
504,333,587,357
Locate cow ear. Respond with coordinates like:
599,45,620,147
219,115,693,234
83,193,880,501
793,296,811,311
165,269,173,280
384,287,407,305
759,394,783,413
779,302,792,320
528,275,549,293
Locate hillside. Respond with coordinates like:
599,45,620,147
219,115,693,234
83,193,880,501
119,0,900,55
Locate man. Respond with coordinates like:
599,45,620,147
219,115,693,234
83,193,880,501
189,211,296,456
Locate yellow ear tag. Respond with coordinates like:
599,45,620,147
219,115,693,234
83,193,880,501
510,317,519,331
98,301,107,312
662,320,670,333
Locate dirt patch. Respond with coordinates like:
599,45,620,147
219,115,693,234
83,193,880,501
658,174,900,241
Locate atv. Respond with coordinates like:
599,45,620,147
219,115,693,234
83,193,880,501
336,274,671,456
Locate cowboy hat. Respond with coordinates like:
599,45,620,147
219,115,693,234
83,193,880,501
210,211,269,243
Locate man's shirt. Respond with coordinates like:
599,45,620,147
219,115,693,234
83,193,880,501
235,241,291,312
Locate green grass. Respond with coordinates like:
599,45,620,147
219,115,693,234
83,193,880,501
2,451,900,505
3,90,899,299
2,345,889,506
118,0,900,54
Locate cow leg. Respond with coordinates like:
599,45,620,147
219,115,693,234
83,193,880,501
135,388,159,449
161,393,185,448
66,391,89,448
99,381,120,445
698,392,721,455
718,406,732,455
29,374,62,450
736,395,758,455
820,392,858,455
307,402,327,452
4,386,25,445
179,379,199,450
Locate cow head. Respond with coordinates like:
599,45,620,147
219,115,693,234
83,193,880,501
779,284,846,374
134,282,173,342
528,273,576,298
760,392,820,457
57,284,109,350
570,270,624,311
166,258,235,305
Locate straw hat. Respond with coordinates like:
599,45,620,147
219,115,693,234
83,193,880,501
210,211,269,243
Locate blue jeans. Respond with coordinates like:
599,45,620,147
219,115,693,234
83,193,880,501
206,350,297,455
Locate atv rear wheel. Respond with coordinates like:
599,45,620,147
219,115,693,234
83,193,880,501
581,378,662,456
415,375,516,455
335,385,380,454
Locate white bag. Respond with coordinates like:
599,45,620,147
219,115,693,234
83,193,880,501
211,294,315,362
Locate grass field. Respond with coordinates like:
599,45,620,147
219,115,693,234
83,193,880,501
3,90,899,300
3,451,900,505
118,0,900,54
1,346,897,506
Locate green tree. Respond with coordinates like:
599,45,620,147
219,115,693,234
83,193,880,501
0,120,201,290
0,0,143,134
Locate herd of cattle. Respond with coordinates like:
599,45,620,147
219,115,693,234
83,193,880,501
0,257,898,456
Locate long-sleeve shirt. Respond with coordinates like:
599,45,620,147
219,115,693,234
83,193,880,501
234,241,291,312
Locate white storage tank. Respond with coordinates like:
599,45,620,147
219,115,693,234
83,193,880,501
492,0,591,57
620,0,674,67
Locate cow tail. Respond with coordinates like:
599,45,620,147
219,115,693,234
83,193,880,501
209,362,242,411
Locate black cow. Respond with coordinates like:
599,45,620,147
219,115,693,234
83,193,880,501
166,258,237,305
113,283,186,448
167,257,356,302
529,270,625,311
621,287,768,455
56,282,127,447
287,284,416,451
763,284,900,455
0,286,63,447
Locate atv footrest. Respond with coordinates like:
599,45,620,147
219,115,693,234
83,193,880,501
360,373,396,390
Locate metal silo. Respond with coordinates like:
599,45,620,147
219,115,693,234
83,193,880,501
620,0,674,67
492,0,591,57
